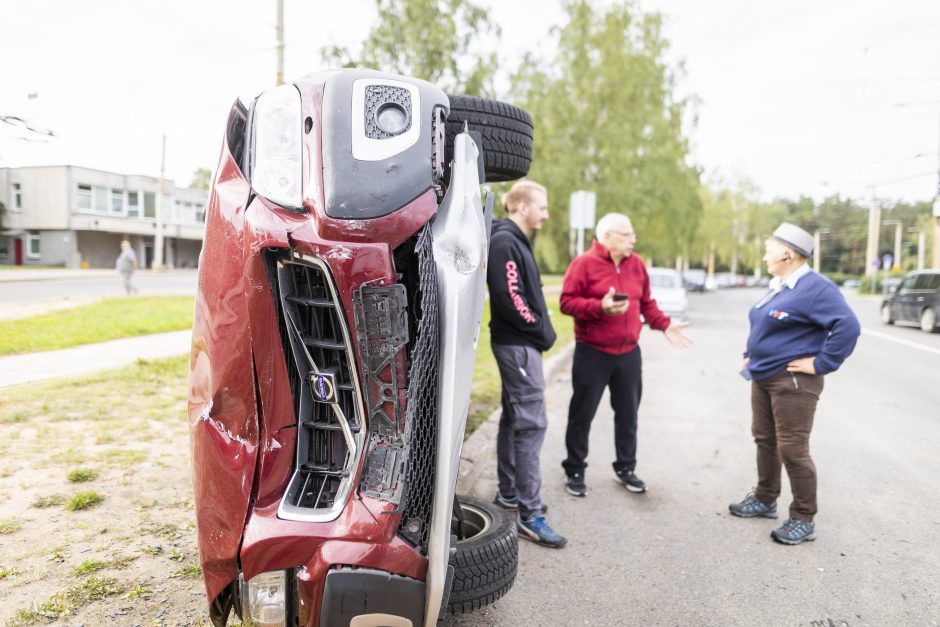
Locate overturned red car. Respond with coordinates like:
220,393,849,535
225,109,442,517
188,69,533,626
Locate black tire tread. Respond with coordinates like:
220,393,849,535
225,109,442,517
446,496,518,615
445,95,533,182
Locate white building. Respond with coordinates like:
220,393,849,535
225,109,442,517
0,165,205,268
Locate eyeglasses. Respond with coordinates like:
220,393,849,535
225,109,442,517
610,230,635,238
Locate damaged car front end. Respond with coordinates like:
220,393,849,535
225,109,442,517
188,69,532,626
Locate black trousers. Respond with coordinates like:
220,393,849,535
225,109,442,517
562,342,643,476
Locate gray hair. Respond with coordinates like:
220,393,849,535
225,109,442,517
595,212,631,240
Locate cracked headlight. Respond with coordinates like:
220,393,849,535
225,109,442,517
240,570,287,627
251,84,302,210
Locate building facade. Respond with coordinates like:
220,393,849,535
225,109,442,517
0,165,205,268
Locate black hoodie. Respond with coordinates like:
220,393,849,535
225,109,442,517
486,219,557,351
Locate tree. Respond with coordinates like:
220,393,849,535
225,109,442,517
512,0,701,272
189,168,212,190
323,0,500,96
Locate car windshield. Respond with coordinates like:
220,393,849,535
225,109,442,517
650,274,679,288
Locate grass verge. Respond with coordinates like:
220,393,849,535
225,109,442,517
0,296,194,355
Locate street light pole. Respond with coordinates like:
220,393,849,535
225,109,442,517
883,220,902,270
813,228,829,273
865,186,881,279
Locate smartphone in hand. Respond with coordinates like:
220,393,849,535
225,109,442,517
613,293,629,302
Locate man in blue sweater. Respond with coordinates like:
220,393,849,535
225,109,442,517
730,222,860,545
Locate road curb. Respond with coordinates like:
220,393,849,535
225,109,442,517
456,341,575,496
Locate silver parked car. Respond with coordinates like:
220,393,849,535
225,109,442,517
648,267,688,320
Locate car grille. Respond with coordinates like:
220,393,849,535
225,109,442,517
396,225,440,552
266,250,364,522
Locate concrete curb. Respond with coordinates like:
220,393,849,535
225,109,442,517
456,341,575,496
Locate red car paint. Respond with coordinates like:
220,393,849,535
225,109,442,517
189,75,437,620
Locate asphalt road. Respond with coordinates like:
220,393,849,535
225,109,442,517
0,270,197,305
447,287,940,627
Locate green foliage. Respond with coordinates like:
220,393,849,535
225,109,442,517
32,494,66,508
67,468,99,483
11,576,123,625
66,491,103,511
189,167,212,190
0,518,22,534
0,566,16,579
71,559,107,576
323,0,500,95
514,0,701,273
0,295,194,355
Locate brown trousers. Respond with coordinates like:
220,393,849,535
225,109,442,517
751,370,824,521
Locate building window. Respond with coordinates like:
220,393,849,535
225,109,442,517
94,186,108,213
77,184,92,211
127,191,140,218
143,192,156,218
195,203,206,223
110,189,124,214
11,182,22,210
26,232,41,259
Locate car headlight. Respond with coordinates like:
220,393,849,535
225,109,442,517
240,570,287,627
251,84,302,210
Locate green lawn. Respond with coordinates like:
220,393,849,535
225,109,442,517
0,296,195,355
468,278,574,433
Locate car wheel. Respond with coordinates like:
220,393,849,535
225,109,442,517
446,495,517,615
881,303,894,325
920,308,937,333
445,95,533,182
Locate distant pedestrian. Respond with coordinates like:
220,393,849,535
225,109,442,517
560,213,691,498
730,222,860,545
487,180,566,548
116,240,138,295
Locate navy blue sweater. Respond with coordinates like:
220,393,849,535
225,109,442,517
745,271,860,380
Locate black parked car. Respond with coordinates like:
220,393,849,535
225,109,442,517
881,270,940,333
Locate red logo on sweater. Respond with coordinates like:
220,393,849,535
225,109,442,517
506,261,536,323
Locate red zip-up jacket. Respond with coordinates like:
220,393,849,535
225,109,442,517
560,240,671,355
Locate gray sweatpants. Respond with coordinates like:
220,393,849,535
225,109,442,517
492,343,548,516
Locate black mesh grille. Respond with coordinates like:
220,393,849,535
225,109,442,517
266,251,361,512
365,85,412,139
397,225,440,551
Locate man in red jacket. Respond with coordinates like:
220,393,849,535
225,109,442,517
560,212,691,496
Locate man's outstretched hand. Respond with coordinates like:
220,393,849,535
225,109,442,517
664,321,693,348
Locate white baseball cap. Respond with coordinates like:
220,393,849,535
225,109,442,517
772,222,814,258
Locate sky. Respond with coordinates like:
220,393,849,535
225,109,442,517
2,0,939,205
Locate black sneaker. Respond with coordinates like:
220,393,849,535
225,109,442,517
564,473,587,497
614,469,647,493
728,491,778,518
771,517,816,545
493,492,548,513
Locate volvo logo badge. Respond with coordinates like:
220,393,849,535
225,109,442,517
310,371,337,403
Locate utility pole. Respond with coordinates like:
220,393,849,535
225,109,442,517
276,0,285,86
934,105,940,268
813,229,829,273
908,227,926,270
864,187,881,279
154,134,166,271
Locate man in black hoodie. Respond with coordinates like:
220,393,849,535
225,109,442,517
487,180,566,548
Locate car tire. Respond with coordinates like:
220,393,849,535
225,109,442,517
920,307,937,333
446,495,518,615
881,303,894,325
445,95,533,182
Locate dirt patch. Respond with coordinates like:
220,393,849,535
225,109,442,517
0,355,214,626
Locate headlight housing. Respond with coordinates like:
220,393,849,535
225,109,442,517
240,570,288,627
250,84,302,210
